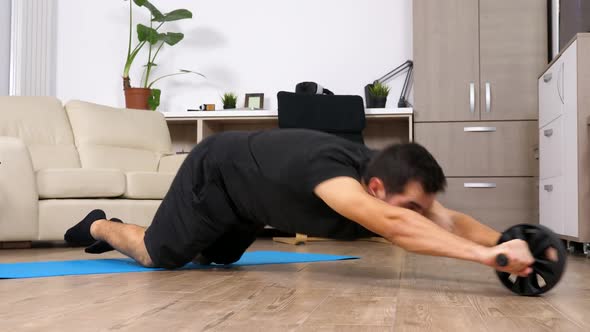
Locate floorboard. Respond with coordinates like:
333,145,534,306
0,239,588,331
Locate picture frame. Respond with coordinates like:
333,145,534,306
244,93,264,109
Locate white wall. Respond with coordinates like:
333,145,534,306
55,0,412,112
0,0,10,95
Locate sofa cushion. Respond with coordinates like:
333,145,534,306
37,168,125,199
65,100,172,172
158,153,187,173
124,172,174,199
0,96,81,170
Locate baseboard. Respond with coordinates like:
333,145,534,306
0,241,32,249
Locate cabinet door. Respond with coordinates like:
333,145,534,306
539,177,564,235
414,121,538,177
413,0,479,122
538,60,564,128
479,0,547,121
539,117,563,180
438,178,538,232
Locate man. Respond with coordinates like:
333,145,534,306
65,129,534,277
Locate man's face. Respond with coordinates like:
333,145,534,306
367,178,436,215
384,181,436,215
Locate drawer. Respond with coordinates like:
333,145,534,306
438,178,538,232
539,177,564,235
538,108,578,237
538,61,563,128
539,116,563,180
414,121,538,177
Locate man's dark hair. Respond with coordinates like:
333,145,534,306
363,143,446,194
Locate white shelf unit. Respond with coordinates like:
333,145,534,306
163,108,414,154
538,33,590,243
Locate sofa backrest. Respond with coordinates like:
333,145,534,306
0,96,81,170
65,100,172,172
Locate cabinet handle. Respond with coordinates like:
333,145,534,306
543,72,552,82
464,183,497,188
464,126,496,132
469,83,475,113
544,129,554,137
485,82,491,113
544,184,554,192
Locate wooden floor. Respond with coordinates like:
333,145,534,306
1,239,589,331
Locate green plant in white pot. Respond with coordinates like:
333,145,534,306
221,93,238,109
122,0,204,110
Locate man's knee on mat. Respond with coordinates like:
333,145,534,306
147,246,196,269
137,253,155,268
201,250,243,265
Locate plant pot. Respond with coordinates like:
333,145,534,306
124,88,151,110
364,84,388,108
372,96,387,108
223,105,236,110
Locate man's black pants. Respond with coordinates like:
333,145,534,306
143,137,263,269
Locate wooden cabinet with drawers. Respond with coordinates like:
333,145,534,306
415,121,538,177
438,178,538,231
413,0,547,230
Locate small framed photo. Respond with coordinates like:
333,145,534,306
244,93,264,109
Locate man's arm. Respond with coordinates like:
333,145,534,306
425,200,501,247
315,177,488,263
314,177,533,276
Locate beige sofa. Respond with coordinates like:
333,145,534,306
0,97,185,242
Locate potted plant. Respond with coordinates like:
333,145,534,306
365,81,390,108
122,0,204,110
221,93,238,109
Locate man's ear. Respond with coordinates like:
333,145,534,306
367,177,387,200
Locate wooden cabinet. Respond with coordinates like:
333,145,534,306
538,34,590,242
439,178,538,232
479,0,547,121
414,0,547,122
413,0,479,122
415,121,538,177
413,0,546,230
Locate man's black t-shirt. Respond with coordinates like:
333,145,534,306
203,129,377,239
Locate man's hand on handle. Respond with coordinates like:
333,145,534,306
479,239,535,277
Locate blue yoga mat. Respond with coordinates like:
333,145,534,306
0,251,358,279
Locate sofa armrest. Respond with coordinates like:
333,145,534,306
0,137,39,241
158,153,187,173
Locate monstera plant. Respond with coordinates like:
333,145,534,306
122,0,204,110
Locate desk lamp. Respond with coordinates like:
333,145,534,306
365,60,413,108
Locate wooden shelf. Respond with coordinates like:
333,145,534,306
164,108,413,153
162,108,413,119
